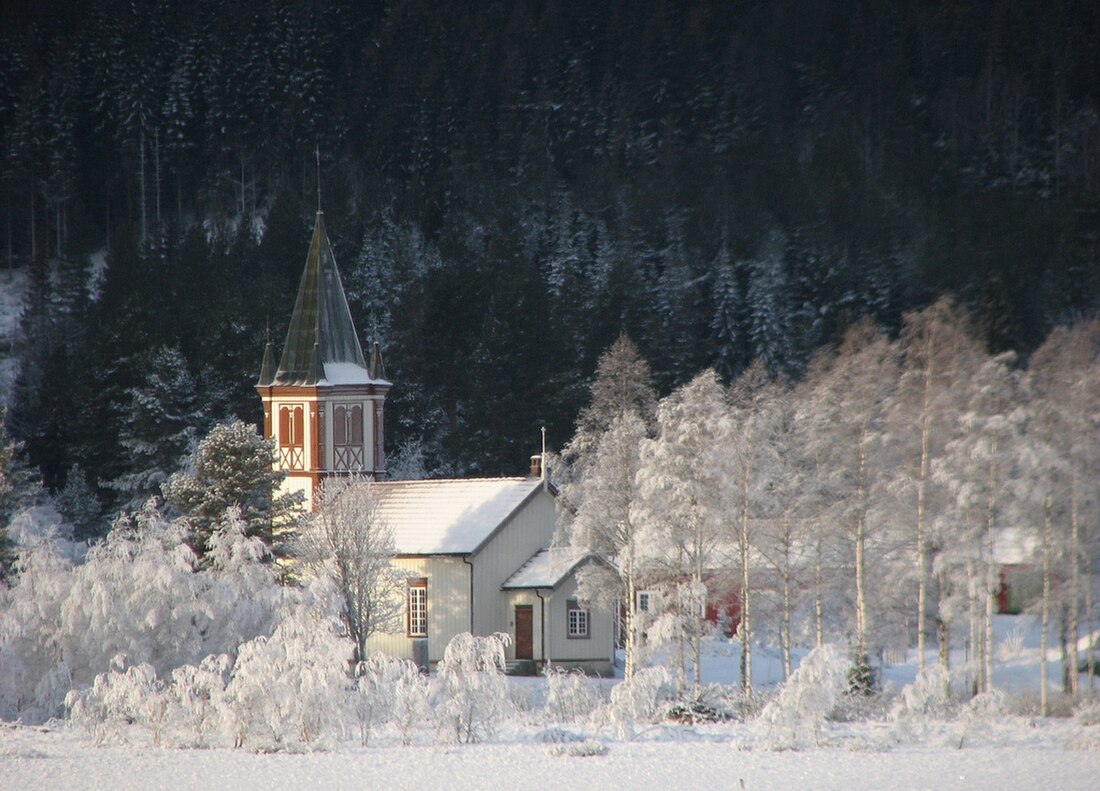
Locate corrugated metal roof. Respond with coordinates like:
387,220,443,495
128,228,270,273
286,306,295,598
274,212,378,386
501,547,589,589
370,477,545,555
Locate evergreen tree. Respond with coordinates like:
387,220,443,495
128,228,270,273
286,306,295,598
106,345,207,513
56,464,102,541
162,419,302,561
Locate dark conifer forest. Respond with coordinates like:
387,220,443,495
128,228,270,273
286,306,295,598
1,0,1097,526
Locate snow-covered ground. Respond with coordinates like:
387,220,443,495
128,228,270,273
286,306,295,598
1,722,1096,791
3,614,1098,791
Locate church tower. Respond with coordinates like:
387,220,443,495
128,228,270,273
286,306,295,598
256,211,390,510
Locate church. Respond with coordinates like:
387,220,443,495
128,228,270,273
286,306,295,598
255,211,615,674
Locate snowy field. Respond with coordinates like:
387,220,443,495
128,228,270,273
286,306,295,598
3,615,1099,791
2,722,1096,791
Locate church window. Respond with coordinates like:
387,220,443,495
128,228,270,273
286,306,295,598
332,403,365,470
278,405,305,469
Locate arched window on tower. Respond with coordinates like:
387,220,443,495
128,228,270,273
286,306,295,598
278,404,305,469
333,403,365,470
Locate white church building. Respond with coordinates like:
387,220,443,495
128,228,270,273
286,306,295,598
256,211,615,673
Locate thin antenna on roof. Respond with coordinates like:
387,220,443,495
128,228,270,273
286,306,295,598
315,145,322,214
540,426,547,483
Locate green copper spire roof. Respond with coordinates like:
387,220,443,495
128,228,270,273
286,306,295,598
273,212,371,386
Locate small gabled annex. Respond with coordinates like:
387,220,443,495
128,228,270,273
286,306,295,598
361,477,615,674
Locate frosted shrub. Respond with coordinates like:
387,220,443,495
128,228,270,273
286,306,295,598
0,537,76,720
544,665,601,724
66,655,169,746
166,654,232,748
1074,700,1100,727
956,688,1010,747
433,632,510,744
892,665,952,741
354,653,427,746
224,580,353,751
757,644,847,750
601,665,670,739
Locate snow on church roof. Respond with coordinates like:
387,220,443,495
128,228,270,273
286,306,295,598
501,547,590,590
370,477,545,555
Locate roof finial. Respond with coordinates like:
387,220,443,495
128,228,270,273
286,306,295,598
315,144,322,214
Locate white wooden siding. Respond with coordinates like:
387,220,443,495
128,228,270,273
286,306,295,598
364,556,470,664
544,573,616,666
469,487,558,638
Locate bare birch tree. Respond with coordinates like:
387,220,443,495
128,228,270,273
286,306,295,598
295,477,403,665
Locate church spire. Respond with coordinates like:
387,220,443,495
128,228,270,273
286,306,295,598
272,211,374,385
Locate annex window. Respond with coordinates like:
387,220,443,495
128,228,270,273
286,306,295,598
566,598,589,639
637,591,654,613
407,578,427,637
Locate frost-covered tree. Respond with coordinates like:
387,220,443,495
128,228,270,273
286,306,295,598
56,465,102,541
561,413,647,680
888,297,984,670
162,419,302,561
558,334,657,680
0,405,43,578
432,632,511,744
223,578,352,750
1026,320,1100,697
747,229,798,378
106,345,206,513
933,351,1020,694
635,370,730,700
295,477,402,664
757,643,847,750
353,653,427,746
724,361,785,692
799,321,898,672
562,332,657,478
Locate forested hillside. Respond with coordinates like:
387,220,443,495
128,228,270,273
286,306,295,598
1,0,1097,526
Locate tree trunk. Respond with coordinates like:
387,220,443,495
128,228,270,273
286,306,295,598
139,129,147,244
782,517,792,680
739,475,752,694
1041,494,1052,717
916,330,934,673
624,569,636,682
1068,476,1080,698
815,536,824,648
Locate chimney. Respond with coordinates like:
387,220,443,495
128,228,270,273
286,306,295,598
530,454,542,478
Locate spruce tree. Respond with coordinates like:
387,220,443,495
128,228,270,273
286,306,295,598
162,419,302,562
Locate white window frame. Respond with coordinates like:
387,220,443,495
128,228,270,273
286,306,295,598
566,599,589,639
407,580,427,637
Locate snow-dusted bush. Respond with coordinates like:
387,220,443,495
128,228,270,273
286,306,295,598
0,504,284,724
66,655,169,746
956,687,1011,747
544,665,601,724
892,665,953,741
756,644,847,750
1075,699,1100,728
165,654,232,748
354,653,427,746
433,632,510,744
224,579,353,751
548,738,609,757
600,665,670,739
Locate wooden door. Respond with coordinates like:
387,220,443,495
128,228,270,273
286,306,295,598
514,605,534,660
